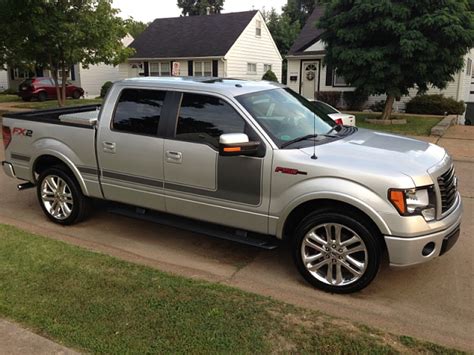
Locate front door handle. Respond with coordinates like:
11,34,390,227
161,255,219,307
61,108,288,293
103,141,116,153
166,150,182,164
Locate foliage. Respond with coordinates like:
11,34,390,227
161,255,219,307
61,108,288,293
283,0,319,26
370,100,387,113
262,69,278,82
0,88,17,95
262,8,301,56
0,0,134,106
319,0,474,119
315,91,341,108
344,90,369,111
125,19,148,39
406,95,465,115
100,81,113,98
356,114,443,136
177,0,224,16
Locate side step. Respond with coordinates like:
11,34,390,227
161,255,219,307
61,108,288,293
108,204,279,250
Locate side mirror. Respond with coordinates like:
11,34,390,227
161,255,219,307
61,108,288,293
219,133,260,157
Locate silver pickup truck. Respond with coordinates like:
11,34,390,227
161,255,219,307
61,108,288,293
1,77,463,293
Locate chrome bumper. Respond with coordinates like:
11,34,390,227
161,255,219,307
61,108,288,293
384,201,463,268
1,161,16,178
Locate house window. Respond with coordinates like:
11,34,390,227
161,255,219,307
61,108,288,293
150,62,171,77
58,68,71,81
466,58,472,77
263,64,272,73
256,20,262,37
13,68,30,80
333,69,348,87
247,63,257,74
194,61,212,77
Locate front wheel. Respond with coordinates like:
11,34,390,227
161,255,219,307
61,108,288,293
72,90,82,99
293,210,381,294
37,166,90,225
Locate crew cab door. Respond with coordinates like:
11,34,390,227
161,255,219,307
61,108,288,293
163,92,273,235
96,88,167,211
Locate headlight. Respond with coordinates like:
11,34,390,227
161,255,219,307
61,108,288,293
388,186,436,222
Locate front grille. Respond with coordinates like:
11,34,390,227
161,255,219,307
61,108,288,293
437,166,457,213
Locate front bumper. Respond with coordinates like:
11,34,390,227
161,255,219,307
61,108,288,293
384,199,463,268
1,161,16,178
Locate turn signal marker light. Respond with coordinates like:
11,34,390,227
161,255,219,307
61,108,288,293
389,190,406,214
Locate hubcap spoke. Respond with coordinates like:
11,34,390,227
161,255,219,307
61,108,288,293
41,175,74,220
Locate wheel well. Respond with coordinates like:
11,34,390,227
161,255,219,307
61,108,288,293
282,199,384,246
33,155,72,180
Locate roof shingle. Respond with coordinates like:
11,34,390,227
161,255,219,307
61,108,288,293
288,6,326,56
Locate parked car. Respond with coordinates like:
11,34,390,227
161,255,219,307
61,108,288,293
18,77,84,102
311,100,356,126
2,78,462,293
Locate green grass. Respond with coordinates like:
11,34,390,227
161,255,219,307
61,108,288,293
12,98,102,110
0,224,464,354
0,94,21,103
353,113,443,136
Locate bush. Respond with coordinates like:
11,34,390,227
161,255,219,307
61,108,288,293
262,70,278,82
0,88,17,95
370,100,386,112
315,91,342,108
406,94,465,115
100,81,113,98
344,91,368,111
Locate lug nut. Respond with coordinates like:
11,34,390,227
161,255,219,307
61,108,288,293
332,244,336,248
339,249,343,252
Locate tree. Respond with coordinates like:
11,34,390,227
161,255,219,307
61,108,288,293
262,8,301,55
319,0,474,120
282,0,318,26
0,0,133,106
125,19,148,39
177,0,224,16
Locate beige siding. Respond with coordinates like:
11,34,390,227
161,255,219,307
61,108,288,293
286,59,301,92
0,70,8,90
225,12,282,82
78,63,123,98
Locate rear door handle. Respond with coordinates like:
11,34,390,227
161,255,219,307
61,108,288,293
166,150,182,163
103,141,116,153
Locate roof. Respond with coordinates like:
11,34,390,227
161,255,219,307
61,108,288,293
117,77,284,97
130,11,258,59
288,6,326,56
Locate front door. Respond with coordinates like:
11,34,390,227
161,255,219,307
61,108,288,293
163,92,272,235
301,61,319,99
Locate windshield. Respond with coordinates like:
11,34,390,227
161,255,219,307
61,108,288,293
313,101,339,115
236,88,335,148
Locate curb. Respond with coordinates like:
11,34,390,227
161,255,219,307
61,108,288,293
430,115,458,137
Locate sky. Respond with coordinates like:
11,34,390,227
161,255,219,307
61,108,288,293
112,0,287,22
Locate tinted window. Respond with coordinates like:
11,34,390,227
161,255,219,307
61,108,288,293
176,93,245,148
38,79,53,86
313,101,338,115
113,89,165,135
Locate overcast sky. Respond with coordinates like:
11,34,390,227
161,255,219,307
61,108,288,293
113,0,286,22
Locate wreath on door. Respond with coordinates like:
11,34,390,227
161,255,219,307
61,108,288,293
306,71,315,81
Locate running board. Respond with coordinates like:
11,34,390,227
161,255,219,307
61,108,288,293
108,204,279,250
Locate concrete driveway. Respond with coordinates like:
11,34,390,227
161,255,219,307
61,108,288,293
0,126,472,351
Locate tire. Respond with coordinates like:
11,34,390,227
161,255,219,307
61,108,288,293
37,91,47,102
36,165,90,225
72,90,81,99
292,210,381,294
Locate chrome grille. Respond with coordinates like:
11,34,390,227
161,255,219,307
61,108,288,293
437,166,457,213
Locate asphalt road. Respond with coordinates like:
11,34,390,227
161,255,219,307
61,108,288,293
0,128,472,351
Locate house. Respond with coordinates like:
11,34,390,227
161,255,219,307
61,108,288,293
4,34,134,97
286,6,474,117
0,70,8,91
119,11,282,82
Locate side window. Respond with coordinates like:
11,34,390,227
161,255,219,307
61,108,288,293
176,93,246,148
113,89,166,135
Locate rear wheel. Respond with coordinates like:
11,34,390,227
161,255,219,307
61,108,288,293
293,210,381,293
37,166,90,225
72,90,81,99
37,91,47,102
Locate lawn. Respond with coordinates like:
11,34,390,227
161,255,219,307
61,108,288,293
0,224,463,354
12,98,103,110
352,113,443,136
0,94,21,103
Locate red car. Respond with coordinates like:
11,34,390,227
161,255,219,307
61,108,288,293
18,77,84,102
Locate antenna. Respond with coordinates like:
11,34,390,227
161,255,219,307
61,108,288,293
311,112,317,160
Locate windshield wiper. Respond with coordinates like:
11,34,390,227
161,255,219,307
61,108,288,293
325,125,343,136
281,134,319,148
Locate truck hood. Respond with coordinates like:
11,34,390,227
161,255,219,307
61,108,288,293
299,128,448,186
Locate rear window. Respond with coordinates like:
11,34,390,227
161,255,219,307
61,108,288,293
313,101,338,115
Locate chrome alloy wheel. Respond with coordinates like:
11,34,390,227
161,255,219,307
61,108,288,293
40,175,74,220
301,223,368,286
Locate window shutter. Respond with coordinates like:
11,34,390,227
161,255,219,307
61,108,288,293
188,61,193,76
144,61,149,76
70,65,76,81
10,69,14,80
325,63,333,86
212,60,218,77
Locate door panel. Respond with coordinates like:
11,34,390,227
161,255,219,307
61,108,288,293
302,61,318,99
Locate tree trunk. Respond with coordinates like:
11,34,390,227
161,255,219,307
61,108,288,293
50,65,63,107
381,94,395,120
61,65,67,105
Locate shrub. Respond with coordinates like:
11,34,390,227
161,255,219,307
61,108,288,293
315,91,342,108
0,88,17,95
369,100,386,112
406,94,465,115
344,91,368,111
100,81,113,98
262,70,278,82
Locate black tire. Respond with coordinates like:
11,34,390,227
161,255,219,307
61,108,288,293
22,97,32,102
292,209,381,294
37,91,47,102
36,165,90,225
72,90,81,99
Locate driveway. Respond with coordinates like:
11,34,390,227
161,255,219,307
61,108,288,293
0,126,472,351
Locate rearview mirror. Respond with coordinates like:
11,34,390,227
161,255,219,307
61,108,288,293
219,133,260,157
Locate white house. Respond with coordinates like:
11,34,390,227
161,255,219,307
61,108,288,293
287,6,474,117
119,11,282,82
4,34,134,97
0,70,8,91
